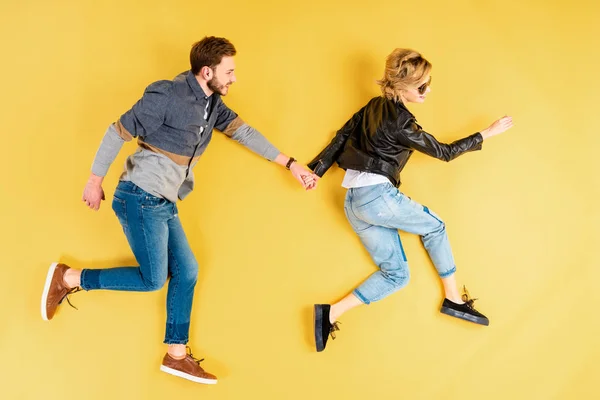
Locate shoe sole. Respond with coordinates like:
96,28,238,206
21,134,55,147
440,306,489,326
41,262,58,321
314,305,325,352
160,365,217,384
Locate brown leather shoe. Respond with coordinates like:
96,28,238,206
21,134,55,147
41,262,80,321
160,348,217,384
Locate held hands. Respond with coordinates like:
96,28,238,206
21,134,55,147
82,174,105,211
480,115,513,139
290,162,319,191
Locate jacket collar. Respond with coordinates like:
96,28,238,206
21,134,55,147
393,98,415,118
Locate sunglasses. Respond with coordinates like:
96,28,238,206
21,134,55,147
417,76,432,95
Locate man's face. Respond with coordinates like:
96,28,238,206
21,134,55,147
208,56,236,96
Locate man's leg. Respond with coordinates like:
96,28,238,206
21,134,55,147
164,209,198,348
158,205,217,384
41,182,170,321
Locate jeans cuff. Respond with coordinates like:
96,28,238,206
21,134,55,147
439,266,456,279
163,338,189,345
353,289,371,305
80,269,101,290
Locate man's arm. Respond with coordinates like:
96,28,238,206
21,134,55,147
83,124,125,210
215,101,317,190
83,81,171,210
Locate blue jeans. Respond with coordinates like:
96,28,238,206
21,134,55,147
80,181,198,344
344,183,457,304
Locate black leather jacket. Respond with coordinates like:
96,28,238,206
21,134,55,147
308,96,483,187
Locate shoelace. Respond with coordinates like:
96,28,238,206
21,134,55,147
58,287,82,310
461,286,479,310
329,321,342,340
186,346,205,365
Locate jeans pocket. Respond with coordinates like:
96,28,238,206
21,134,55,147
112,196,128,228
140,195,168,209
355,195,394,226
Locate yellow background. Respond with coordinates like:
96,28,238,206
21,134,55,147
1,0,598,399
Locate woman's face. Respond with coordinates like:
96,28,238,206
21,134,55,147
401,75,431,104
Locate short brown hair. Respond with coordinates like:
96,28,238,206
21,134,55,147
377,48,432,102
190,36,237,75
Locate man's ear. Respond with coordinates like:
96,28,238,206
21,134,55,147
201,66,213,80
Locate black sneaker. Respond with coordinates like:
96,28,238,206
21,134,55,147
314,304,341,352
440,286,489,326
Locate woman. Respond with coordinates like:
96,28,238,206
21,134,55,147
308,48,513,352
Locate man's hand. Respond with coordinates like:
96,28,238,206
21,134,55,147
82,173,105,211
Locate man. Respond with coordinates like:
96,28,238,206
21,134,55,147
40,36,317,384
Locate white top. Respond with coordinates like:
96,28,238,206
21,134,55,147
341,169,391,189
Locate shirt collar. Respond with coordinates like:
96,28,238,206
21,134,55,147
186,70,210,100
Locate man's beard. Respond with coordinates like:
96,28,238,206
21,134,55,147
207,77,229,95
